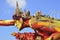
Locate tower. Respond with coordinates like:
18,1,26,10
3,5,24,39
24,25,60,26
13,1,23,20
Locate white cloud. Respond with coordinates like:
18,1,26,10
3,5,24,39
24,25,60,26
6,0,26,9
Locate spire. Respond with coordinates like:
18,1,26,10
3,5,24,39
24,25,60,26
16,1,22,12
16,1,19,9
14,1,20,16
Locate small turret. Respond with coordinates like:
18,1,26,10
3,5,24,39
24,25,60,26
34,10,41,17
37,10,41,16
27,10,31,19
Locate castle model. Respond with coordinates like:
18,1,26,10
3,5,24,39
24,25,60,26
0,1,60,40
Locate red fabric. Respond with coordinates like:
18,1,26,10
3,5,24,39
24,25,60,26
32,22,43,28
25,20,29,24
13,32,35,40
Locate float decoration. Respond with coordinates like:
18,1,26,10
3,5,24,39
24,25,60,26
0,1,60,40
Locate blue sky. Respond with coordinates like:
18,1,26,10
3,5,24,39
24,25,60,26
0,0,60,40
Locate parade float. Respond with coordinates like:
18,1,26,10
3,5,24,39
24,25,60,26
0,1,60,40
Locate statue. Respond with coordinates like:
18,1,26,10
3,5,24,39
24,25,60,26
0,1,60,40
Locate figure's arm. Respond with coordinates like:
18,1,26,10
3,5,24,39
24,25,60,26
0,20,15,26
